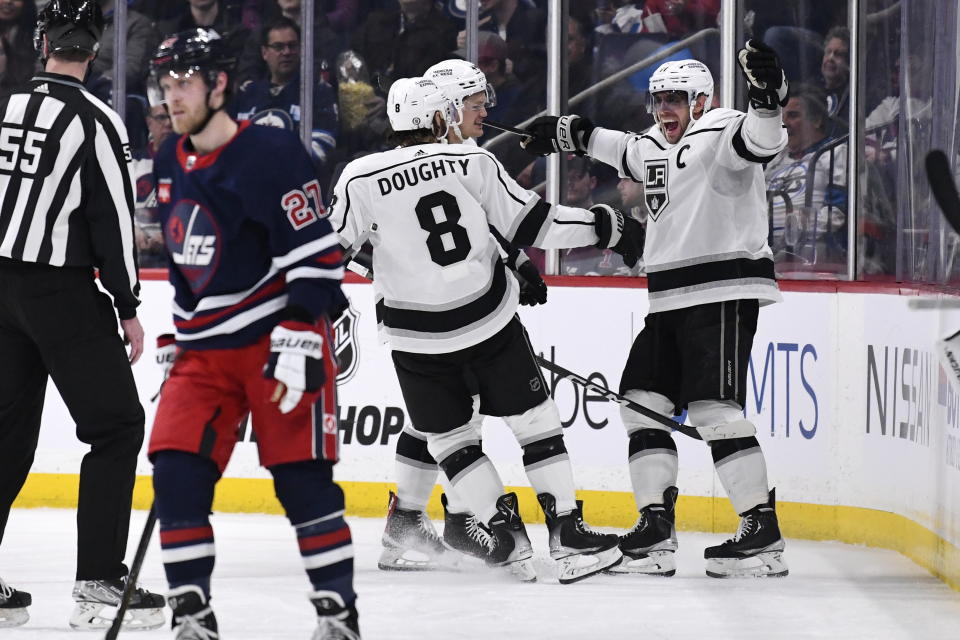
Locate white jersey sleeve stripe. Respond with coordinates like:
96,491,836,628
273,234,339,269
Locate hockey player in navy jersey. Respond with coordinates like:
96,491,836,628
377,59,549,571
146,29,359,639
330,76,644,584
521,43,791,579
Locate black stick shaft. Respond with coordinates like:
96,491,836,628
535,355,702,440
926,149,960,234
104,503,158,640
483,119,530,137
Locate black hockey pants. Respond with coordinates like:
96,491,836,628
0,259,144,580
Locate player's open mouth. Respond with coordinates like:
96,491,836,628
663,121,679,134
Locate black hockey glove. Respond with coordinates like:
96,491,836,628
592,204,645,268
737,39,789,110
512,258,547,306
520,115,595,156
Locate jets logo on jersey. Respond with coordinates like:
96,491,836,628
333,303,360,384
165,200,222,293
643,159,669,220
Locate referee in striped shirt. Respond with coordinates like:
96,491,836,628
0,0,151,624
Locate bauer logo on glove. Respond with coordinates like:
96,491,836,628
263,320,327,414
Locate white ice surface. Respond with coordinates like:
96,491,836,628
1,508,959,639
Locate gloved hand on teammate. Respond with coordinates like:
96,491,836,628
511,257,547,306
591,204,645,268
520,115,595,156
264,318,328,414
737,39,789,111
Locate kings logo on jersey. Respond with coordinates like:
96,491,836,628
643,158,670,220
333,303,360,384
164,200,222,294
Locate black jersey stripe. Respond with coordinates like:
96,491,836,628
512,199,551,246
646,257,776,294
376,258,508,333
10,93,62,258
732,121,778,164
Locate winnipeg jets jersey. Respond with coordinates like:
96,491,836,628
764,140,847,257
329,143,599,354
588,106,788,312
153,121,345,350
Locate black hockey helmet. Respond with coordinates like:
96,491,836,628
150,28,236,89
34,0,105,58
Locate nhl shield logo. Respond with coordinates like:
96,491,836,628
643,159,669,220
333,304,361,384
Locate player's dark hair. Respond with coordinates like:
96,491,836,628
387,127,436,147
789,82,828,130
260,16,300,47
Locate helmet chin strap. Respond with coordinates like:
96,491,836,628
188,86,223,137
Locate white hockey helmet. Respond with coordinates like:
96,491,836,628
425,59,497,124
647,59,714,124
387,77,454,138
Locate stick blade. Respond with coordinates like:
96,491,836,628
926,149,960,234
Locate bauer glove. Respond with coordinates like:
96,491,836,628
264,320,327,414
151,333,178,402
592,204,645,269
520,115,595,156
737,39,789,111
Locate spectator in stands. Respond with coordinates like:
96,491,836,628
0,0,36,88
158,0,249,61
764,83,846,266
232,16,339,183
272,0,361,33
456,0,546,82
94,0,160,94
568,9,593,97
818,25,849,132
133,0,190,22
594,0,719,37
561,156,641,276
351,0,456,83
131,104,174,268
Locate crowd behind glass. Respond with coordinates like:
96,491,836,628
0,0,944,285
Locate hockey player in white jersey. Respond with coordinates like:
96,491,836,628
331,76,643,583
378,59,549,571
521,41,791,578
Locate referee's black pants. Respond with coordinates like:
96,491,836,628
0,259,144,581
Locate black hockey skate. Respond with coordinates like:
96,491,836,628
69,577,165,630
168,585,218,640
0,576,31,628
441,493,492,561
378,491,461,571
608,486,679,576
485,493,537,582
537,493,623,584
310,590,360,640
704,489,788,578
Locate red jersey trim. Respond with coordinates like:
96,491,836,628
176,120,252,172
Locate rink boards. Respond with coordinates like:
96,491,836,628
14,275,960,591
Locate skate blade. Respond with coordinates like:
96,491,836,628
705,551,789,578
556,545,624,584
69,601,165,631
0,607,29,628
501,557,537,583
378,546,462,572
605,550,676,576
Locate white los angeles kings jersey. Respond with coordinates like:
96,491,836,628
588,106,788,313
328,143,599,354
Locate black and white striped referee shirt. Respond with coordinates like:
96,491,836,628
0,72,140,318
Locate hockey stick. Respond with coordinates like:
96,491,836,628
104,503,158,640
535,355,703,441
926,149,960,234
483,119,531,137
